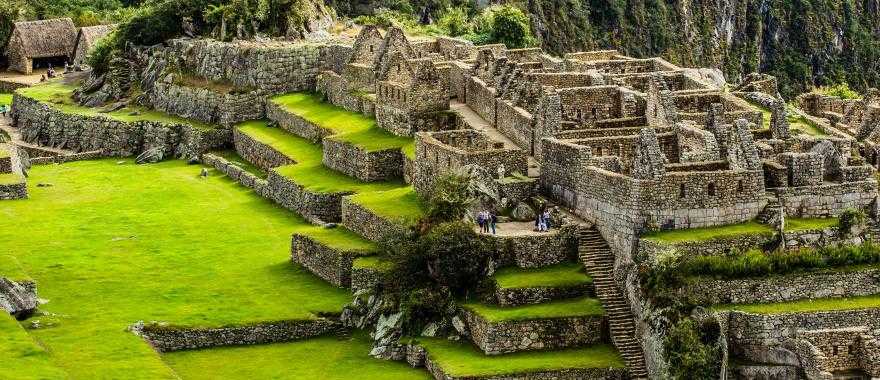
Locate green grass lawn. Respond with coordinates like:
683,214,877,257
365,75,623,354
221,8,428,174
0,254,30,282
347,186,426,225
0,93,12,107
16,81,215,130
0,145,9,158
416,338,624,377
237,120,407,194
163,332,428,380
714,294,880,314
0,172,23,185
493,263,592,290
643,221,773,244
745,99,825,136
785,217,838,232
270,93,412,152
462,297,604,323
352,255,393,271
0,159,378,379
0,314,68,380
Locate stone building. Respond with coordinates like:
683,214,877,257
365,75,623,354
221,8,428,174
71,24,115,66
5,18,77,74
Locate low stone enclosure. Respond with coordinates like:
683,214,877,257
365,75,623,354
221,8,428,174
8,19,880,379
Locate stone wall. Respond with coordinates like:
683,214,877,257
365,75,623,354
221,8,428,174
316,72,376,116
460,307,606,355
201,153,268,194
322,138,403,182
291,233,373,288
341,197,409,242
466,77,497,125
150,81,264,127
636,233,774,263
265,101,332,143
12,94,230,158
135,318,338,352
28,150,104,165
493,282,593,307
683,268,880,305
232,128,293,170
775,181,878,218
496,100,534,154
167,38,336,95
493,225,579,268
265,172,349,223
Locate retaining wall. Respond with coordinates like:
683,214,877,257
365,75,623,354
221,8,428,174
322,138,403,182
135,318,338,352
291,233,373,288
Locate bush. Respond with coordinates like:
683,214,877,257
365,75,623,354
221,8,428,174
664,318,722,379
466,5,535,48
838,208,866,235
436,7,469,36
426,172,475,224
815,83,862,100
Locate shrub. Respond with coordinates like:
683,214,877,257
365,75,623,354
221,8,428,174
838,208,866,235
815,83,862,100
426,171,475,224
664,318,722,379
436,7,470,36
465,5,535,48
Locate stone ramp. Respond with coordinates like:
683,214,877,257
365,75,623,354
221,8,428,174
450,100,540,177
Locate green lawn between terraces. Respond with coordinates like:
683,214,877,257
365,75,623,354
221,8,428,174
714,294,880,314
492,263,592,290
347,186,426,226
462,297,605,323
15,81,215,130
237,120,406,194
270,92,414,153
785,217,839,232
0,93,12,106
642,221,773,243
0,314,68,380
745,99,826,136
0,159,391,379
416,338,625,377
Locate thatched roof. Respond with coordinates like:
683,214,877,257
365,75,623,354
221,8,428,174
9,18,77,59
74,24,115,52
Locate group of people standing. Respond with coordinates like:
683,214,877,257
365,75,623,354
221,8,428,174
535,208,552,232
477,210,498,235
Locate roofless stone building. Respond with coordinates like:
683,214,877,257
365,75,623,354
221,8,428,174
5,18,77,74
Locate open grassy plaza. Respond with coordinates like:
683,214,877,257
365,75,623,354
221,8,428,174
0,159,416,379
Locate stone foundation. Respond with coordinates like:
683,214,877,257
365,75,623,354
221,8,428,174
494,282,594,307
135,318,338,352
150,81,265,127
0,180,27,200
494,225,579,268
341,197,409,242
290,233,374,288
459,308,606,355
265,172,350,223
351,265,383,293
421,347,629,380
322,138,403,182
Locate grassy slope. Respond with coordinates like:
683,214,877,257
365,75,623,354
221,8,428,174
270,93,411,152
238,120,405,194
16,81,214,130
784,217,838,232
714,294,880,314
208,149,267,179
0,93,12,106
418,338,624,377
643,221,773,244
347,186,426,225
0,314,68,380
462,297,604,323
164,332,428,380
0,159,368,379
493,263,592,289
0,254,30,282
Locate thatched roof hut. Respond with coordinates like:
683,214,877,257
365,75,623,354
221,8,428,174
72,24,116,66
6,18,77,74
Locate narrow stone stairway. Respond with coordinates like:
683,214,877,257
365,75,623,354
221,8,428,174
577,226,650,379
756,195,782,224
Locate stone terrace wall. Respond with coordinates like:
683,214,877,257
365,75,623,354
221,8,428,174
683,268,880,305
493,281,593,307
201,153,268,194
151,81,264,127
722,308,880,364
420,349,629,380
135,319,338,352
322,138,402,182
13,94,229,158
460,308,606,355
316,72,376,116
291,233,371,287
168,39,342,95
265,172,349,223
341,197,409,242
636,233,775,263
466,76,497,124
232,128,294,170
775,181,878,218
266,101,332,143
493,225,579,268
496,100,533,154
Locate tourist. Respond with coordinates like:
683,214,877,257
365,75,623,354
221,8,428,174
40,75,46,82
534,209,542,231
482,210,491,233
476,211,485,233
543,209,552,230
490,211,497,235
0,104,7,118
47,65,56,79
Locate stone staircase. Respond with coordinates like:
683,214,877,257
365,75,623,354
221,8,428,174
577,226,649,379
756,195,782,225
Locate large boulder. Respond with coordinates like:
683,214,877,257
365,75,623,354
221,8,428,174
510,202,536,222
0,278,38,317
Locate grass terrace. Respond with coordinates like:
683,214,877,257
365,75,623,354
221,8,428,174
0,92,12,106
714,294,880,314
462,297,604,323
0,254,30,282
0,172,24,185
643,221,773,244
493,263,592,290
164,332,428,380
347,186,426,226
16,81,215,130
208,148,267,179
0,145,9,158
1,314,68,380
237,120,406,194
353,255,394,271
0,159,384,378
270,92,412,152
416,338,625,377
784,217,838,232
746,99,825,136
